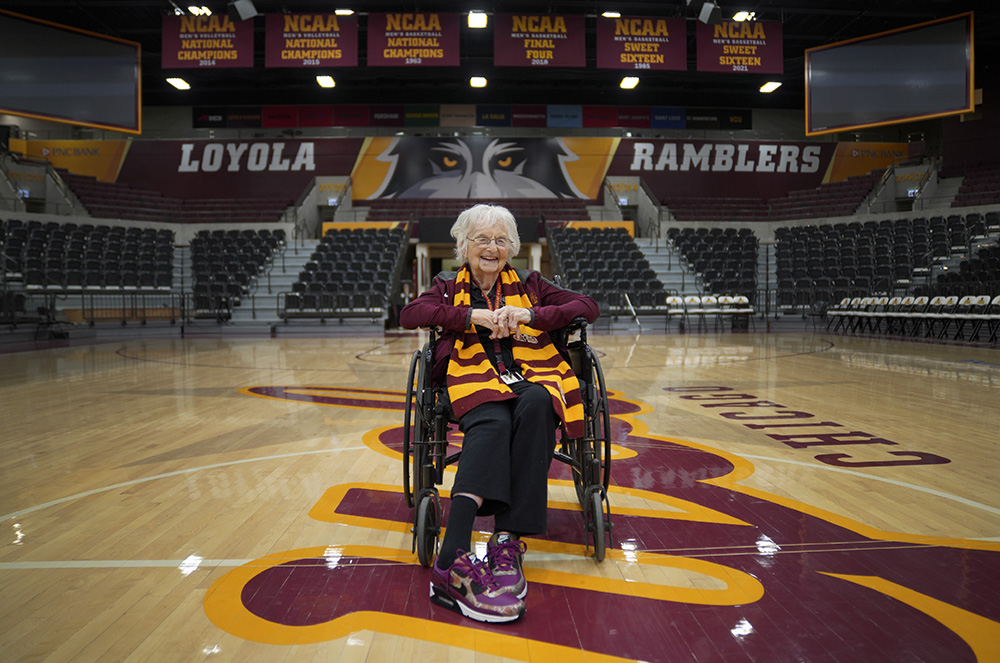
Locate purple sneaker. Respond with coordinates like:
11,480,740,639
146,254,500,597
430,551,525,623
486,532,528,599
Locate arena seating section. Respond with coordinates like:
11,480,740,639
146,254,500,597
281,226,408,320
665,171,883,222
548,226,669,314
776,212,999,310
58,170,293,224
952,163,1000,207
2,217,174,293
358,197,592,221
190,229,285,318
667,227,758,301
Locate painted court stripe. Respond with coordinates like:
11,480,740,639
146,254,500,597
0,559,252,571
1,446,368,522
738,452,1000,517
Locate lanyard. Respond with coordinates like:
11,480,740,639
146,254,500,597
483,283,508,375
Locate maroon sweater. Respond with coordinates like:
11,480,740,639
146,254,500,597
399,269,600,386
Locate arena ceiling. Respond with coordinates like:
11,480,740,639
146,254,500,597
2,0,998,113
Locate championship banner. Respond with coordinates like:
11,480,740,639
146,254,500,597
264,13,357,68
366,13,459,67
696,20,783,74
494,14,585,67
161,15,253,68
596,16,687,71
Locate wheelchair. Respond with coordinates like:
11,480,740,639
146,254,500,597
403,317,613,566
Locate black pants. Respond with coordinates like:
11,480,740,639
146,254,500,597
452,380,558,536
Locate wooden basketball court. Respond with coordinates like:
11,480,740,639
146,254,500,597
2,325,999,662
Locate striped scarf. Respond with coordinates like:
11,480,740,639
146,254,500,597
447,265,584,438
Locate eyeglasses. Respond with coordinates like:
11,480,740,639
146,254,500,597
470,236,510,249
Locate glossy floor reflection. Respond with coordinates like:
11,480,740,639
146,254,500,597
2,330,999,662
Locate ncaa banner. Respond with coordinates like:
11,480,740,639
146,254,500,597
696,20,783,74
264,13,358,68
161,15,253,68
494,14,585,67
596,16,687,71
366,13,460,67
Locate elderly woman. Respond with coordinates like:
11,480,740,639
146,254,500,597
399,203,599,623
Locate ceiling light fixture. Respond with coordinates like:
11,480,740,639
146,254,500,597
334,9,354,16
187,5,211,15
316,76,336,88
759,81,782,93
602,12,621,18
620,77,639,89
688,0,723,24
166,78,190,90
470,76,487,88
733,11,755,21
468,11,487,28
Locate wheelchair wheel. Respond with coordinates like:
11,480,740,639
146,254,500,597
589,345,612,492
588,489,606,562
402,349,420,509
569,346,612,507
414,491,440,567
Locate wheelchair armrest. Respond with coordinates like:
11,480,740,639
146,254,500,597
553,316,589,347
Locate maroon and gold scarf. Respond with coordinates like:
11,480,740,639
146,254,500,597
447,265,584,438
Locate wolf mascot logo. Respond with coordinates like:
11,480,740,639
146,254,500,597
365,137,589,199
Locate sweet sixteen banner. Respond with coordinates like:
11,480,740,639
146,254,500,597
596,16,687,71
696,20,783,74
493,14,585,67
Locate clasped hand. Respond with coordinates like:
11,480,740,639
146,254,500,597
471,305,531,339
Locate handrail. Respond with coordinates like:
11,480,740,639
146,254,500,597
622,292,642,329
637,177,664,251
865,164,895,213
0,149,26,209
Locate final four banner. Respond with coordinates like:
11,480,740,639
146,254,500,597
696,20,783,74
264,13,358,68
366,13,460,67
161,15,253,68
596,16,687,71
494,14,585,67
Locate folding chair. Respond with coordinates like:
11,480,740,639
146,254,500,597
827,297,852,332
983,295,1000,343
666,295,686,331
954,295,991,341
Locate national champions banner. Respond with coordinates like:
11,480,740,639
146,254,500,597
161,15,253,68
264,13,358,68
366,12,460,67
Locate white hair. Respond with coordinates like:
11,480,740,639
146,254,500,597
450,203,521,264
